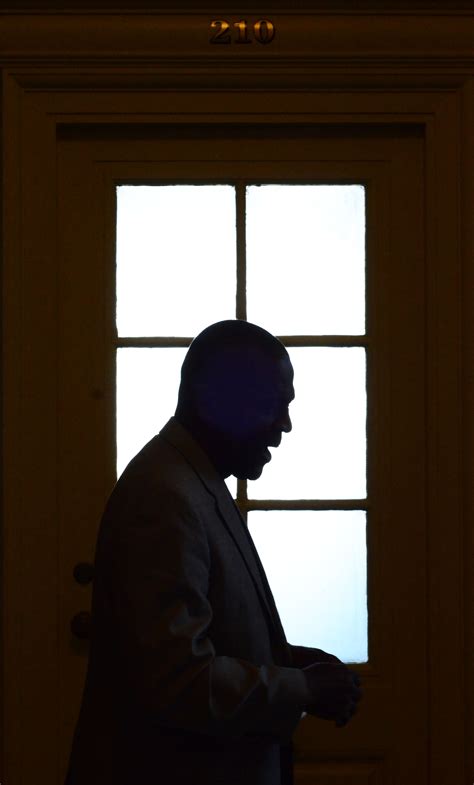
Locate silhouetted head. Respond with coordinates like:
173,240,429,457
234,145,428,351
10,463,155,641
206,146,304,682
175,320,294,480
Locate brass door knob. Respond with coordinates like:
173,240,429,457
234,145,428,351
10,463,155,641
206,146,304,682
70,611,91,640
73,561,95,585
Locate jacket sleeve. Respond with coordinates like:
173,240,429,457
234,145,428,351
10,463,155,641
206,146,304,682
288,644,342,668
109,488,310,741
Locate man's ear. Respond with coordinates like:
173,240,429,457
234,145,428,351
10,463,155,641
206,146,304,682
193,383,225,425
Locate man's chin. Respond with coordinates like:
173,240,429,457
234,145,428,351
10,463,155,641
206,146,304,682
235,458,270,481
237,465,264,481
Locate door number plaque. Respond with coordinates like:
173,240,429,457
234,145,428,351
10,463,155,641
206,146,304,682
210,19,276,45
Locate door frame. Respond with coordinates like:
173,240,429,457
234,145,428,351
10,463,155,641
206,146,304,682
1,9,473,784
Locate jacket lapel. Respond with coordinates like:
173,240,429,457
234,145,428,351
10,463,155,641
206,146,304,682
159,418,288,646
211,480,287,639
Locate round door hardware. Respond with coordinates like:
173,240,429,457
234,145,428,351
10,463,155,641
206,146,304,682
70,611,91,640
73,561,95,585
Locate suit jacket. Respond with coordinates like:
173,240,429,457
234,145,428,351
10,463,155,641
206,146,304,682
65,417,312,785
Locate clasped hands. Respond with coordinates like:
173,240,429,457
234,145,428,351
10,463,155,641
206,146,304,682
295,647,362,728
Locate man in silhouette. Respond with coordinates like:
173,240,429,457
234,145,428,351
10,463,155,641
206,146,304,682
65,319,361,785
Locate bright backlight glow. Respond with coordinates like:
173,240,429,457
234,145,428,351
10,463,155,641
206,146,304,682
116,185,236,336
246,184,365,335
249,510,368,662
251,347,367,499
115,181,368,663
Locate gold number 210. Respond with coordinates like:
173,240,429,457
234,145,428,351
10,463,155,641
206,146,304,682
210,19,276,45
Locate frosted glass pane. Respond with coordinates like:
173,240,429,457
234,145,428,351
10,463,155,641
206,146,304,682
116,348,237,497
249,510,368,663
246,185,365,335
116,186,237,336
252,347,366,499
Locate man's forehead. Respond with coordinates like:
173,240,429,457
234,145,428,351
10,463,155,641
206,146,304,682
277,352,293,373
200,344,293,396
215,343,290,369
268,355,294,401
276,353,294,380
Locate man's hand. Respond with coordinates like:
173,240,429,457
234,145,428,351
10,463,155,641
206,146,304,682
303,662,362,727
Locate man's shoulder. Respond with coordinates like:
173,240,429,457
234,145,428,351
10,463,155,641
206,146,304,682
97,433,212,545
119,430,203,496
103,417,229,534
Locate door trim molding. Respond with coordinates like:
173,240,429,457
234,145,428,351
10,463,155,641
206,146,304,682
1,10,474,72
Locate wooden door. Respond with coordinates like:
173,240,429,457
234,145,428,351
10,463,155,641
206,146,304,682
2,8,470,782
54,124,425,785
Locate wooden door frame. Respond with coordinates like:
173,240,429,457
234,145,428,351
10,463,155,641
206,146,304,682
1,8,472,784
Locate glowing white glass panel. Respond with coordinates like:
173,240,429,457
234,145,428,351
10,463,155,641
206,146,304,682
116,348,186,478
116,185,237,336
246,185,365,335
251,347,366,500
116,348,237,496
249,510,368,662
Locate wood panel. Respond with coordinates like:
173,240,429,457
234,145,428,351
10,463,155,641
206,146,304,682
295,760,382,785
